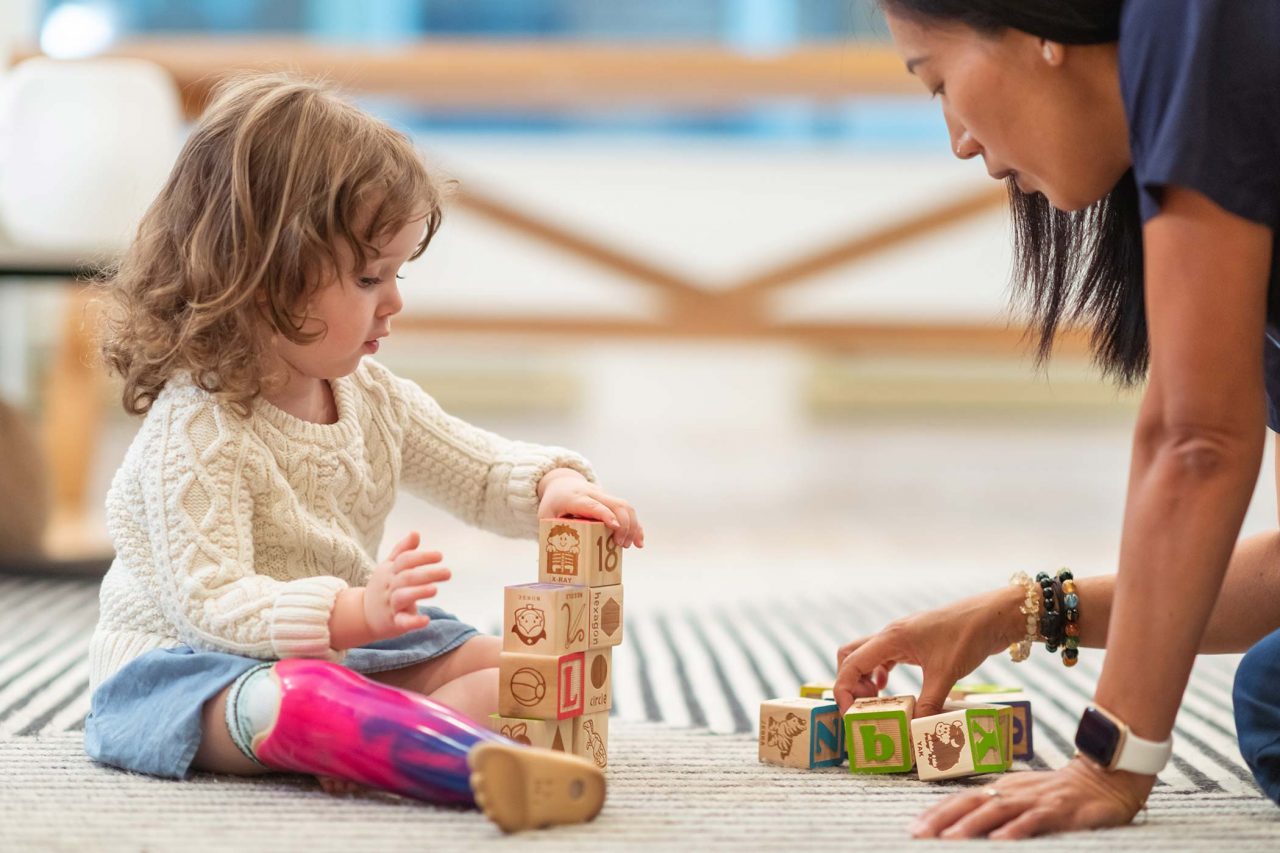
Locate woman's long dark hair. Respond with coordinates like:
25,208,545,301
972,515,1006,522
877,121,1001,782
881,0,1147,385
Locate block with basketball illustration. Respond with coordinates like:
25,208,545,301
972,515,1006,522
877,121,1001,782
844,695,915,774
588,583,624,649
498,650,586,721
758,697,844,769
584,647,612,713
800,680,836,701
910,702,1013,782
488,714,573,753
503,582,589,656
539,518,623,588
949,689,1034,761
572,710,609,769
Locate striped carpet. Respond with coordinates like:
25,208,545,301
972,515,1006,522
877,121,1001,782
0,574,1262,801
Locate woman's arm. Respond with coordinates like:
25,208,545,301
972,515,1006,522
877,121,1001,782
1093,187,1272,743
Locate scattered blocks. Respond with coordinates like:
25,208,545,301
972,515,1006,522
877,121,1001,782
910,702,1013,781
844,695,916,774
498,651,586,721
539,518,623,587
759,697,844,769
573,711,609,769
800,680,836,701
589,584,624,649
489,714,572,753
502,582,589,656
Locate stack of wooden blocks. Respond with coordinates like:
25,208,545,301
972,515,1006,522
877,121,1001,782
759,681,1034,781
490,518,624,770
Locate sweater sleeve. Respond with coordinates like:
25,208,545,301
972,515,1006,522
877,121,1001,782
370,362,596,538
136,399,348,660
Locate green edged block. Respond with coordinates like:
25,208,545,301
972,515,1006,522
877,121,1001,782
844,695,916,774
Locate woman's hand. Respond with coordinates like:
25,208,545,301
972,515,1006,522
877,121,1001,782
537,469,645,548
834,586,1025,717
363,531,452,640
911,758,1153,839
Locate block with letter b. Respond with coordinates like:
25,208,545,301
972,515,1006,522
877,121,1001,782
498,651,585,721
539,518,623,587
844,695,916,774
759,697,844,769
502,582,588,656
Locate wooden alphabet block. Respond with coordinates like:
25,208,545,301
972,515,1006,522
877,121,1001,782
910,702,1012,781
539,518,623,587
759,698,844,769
488,714,572,753
588,584,624,649
957,691,1033,761
502,582,589,655
584,647,612,713
498,651,585,721
572,711,609,769
844,695,915,774
948,683,1023,700
800,680,836,700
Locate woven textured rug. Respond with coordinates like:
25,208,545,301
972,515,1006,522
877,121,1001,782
1,575,1275,849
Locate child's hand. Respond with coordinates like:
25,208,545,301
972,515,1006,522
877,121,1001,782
537,469,645,548
364,531,452,640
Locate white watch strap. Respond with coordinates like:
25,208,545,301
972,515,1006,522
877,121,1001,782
1114,727,1174,774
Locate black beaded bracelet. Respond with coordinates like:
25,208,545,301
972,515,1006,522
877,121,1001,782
1036,572,1064,651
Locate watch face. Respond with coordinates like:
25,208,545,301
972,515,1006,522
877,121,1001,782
1075,707,1120,767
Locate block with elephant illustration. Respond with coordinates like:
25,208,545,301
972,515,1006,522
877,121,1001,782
844,694,916,774
910,702,1013,782
488,714,573,753
502,582,588,655
539,518,623,587
759,697,844,769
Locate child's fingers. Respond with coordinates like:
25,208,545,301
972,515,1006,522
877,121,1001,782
569,496,620,530
393,611,432,632
387,531,419,561
393,549,444,572
395,565,452,588
391,584,439,611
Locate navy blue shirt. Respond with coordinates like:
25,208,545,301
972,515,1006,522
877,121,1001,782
1119,0,1280,427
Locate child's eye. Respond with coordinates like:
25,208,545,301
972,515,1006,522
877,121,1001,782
358,277,381,288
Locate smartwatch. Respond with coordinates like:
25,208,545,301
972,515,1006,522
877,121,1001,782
1074,704,1173,775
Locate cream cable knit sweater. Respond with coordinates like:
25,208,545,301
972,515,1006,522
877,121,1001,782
88,358,594,690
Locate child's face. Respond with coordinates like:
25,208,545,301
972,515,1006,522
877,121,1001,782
272,214,428,380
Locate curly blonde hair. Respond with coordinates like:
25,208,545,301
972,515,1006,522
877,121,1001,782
98,72,446,416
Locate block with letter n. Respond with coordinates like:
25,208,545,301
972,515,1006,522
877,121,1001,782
758,697,844,769
844,695,915,774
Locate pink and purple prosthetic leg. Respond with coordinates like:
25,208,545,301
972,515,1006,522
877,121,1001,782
233,658,509,806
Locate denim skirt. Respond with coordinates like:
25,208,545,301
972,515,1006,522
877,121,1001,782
84,606,479,780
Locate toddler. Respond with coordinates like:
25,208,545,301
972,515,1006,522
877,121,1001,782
85,73,643,833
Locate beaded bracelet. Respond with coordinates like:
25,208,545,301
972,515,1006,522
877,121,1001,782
1036,571,1063,652
1058,568,1080,667
1008,571,1039,663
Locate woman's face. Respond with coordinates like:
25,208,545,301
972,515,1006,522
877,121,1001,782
884,11,1130,212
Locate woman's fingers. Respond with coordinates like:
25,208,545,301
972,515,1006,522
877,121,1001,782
935,793,1038,839
911,789,993,838
987,806,1064,840
833,633,899,712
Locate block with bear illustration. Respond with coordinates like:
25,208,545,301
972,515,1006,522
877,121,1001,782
498,650,585,721
502,582,589,656
539,518,623,587
759,697,844,769
910,702,1013,782
844,694,916,774
488,714,573,753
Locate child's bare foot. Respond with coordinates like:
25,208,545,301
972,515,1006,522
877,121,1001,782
468,742,605,833
316,775,367,796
